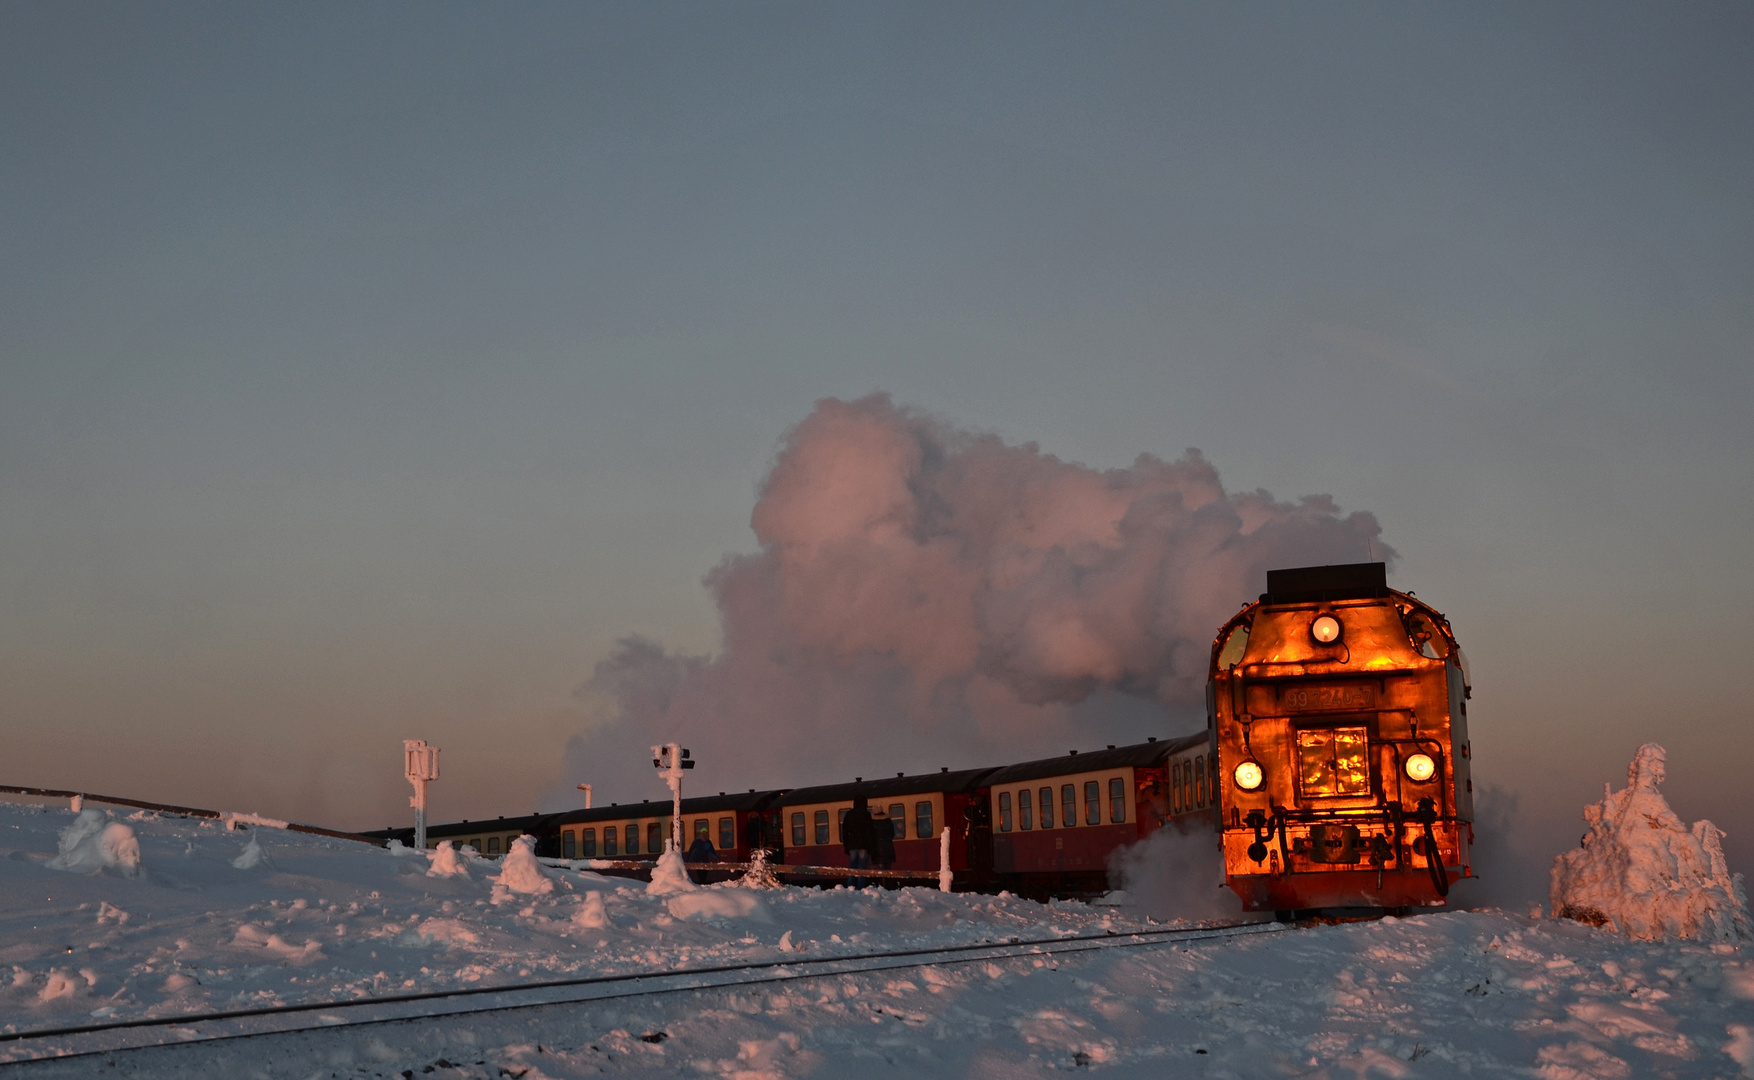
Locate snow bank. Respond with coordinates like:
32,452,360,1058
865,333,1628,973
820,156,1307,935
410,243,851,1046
646,846,696,895
426,839,469,877
667,888,770,922
1550,742,1750,941
491,836,554,896
45,809,141,877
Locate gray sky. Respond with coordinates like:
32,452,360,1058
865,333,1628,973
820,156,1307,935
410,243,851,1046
3,3,1749,889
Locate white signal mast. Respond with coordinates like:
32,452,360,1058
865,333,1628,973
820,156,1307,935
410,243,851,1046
651,743,694,853
576,783,593,808
403,740,440,851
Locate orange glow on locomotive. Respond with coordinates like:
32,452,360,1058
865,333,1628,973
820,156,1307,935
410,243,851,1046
1208,563,1473,914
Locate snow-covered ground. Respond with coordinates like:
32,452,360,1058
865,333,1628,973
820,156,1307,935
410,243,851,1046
4,799,1752,1078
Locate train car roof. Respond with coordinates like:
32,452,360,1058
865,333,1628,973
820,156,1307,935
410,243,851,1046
981,734,1208,786
778,767,999,806
424,813,556,839
550,788,785,826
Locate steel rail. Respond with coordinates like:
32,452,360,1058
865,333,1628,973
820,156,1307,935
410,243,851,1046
0,920,1284,1065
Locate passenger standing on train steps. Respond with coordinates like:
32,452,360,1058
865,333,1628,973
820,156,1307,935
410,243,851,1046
841,794,878,888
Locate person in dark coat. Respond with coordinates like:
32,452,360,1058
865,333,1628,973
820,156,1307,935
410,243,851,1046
840,794,878,887
870,808,897,872
684,834,717,863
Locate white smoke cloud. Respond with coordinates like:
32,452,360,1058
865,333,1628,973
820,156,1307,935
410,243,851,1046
560,394,1391,799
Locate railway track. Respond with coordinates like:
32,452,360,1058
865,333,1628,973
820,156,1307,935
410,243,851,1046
0,919,1285,1067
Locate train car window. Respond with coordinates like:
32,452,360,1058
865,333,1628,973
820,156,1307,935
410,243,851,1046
1018,788,1033,830
581,829,596,858
627,824,642,855
603,828,617,857
838,808,849,843
694,819,709,842
1084,781,1100,825
648,823,662,852
507,835,519,853
1195,756,1206,806
1062,784,1077,827
915,801,933,839
1297,726,1371,797
1040,787,1055,828
1109,777,1126,822
719,817,734,850
1172,763,1182,814
487,836,500,855
814,810,830,845
888,804,905,838
562,832,576,860
997,791,1012,832
1217,622,1250,669
791,812,805,847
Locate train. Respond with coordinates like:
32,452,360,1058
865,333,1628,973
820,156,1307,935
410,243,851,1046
367,562,1471,914
364,734,1215,900
1209,562,1473,915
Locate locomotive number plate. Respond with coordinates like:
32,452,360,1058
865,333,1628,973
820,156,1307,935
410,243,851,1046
1279,683,1374,712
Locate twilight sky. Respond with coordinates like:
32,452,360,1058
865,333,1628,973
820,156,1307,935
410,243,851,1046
2,3,1749,897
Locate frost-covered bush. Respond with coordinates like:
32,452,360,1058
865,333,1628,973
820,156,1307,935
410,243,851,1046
1550,743,1749,941
426,839,469,878
493,836,554,896
646,846,696,896
46,809,141,877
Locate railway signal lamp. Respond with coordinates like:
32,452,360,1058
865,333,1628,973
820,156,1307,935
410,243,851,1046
1404,752,1437,782
403,740,440,852
652,744,695,853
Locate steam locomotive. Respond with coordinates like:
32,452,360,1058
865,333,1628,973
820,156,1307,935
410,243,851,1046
367,562,1472,914
1209,562,1473,914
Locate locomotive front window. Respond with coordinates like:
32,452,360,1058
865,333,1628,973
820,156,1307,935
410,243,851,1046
791,812,805,847
581,828,596,858
1108,777,1126,822
1039,787,1055,828
1018,788,1033,830
1297,726,1372,797
1217,622,1250,669
998,791,1012,832
914,801,933,839
815,810,830,845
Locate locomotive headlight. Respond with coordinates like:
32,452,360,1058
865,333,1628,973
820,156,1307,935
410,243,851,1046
1404,752,1436,782
1234,760,1264,791
1311,614,1342,644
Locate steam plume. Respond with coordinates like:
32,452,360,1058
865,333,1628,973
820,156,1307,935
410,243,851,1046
562,395,1389,799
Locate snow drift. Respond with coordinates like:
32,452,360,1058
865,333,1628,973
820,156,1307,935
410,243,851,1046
1550,743,1750,941
45,809,141,877
426,840,469,877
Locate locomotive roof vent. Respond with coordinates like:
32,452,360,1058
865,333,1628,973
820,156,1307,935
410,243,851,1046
1262,562,1387,605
